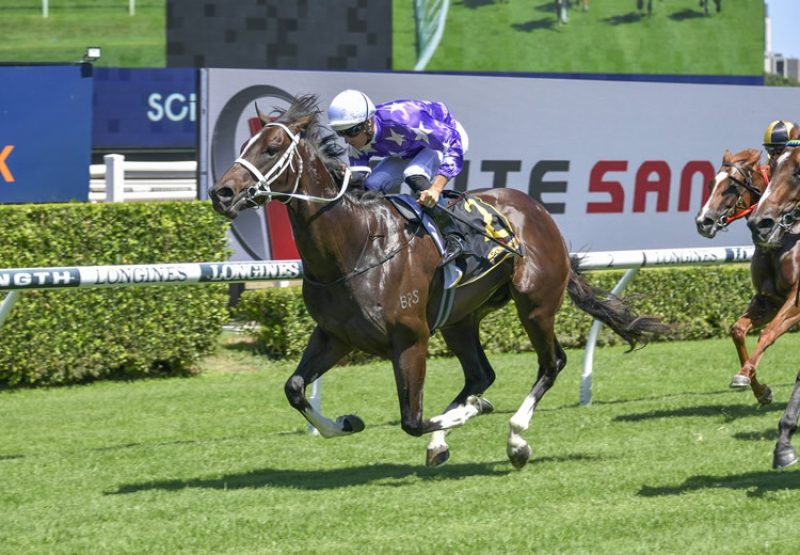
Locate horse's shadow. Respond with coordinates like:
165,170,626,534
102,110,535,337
602,12,645,25
613,402,785,423
639,469,800,498
669,9,709,21
511,18,558,33
108,462,515,494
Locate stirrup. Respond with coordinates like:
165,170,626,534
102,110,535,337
438,236,463,267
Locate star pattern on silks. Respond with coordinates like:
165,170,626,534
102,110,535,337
387,129,406,147
384,102,408,117
412,122,433,144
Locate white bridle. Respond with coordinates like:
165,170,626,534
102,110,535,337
233,122,359,207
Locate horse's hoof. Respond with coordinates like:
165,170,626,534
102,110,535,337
507,444,531,469
773,446,798,469
337,414,365,433
426,445,450,467
756,385,773,406
730,374,751,389
475,396,495,415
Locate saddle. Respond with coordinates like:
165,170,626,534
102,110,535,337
387,191,524,289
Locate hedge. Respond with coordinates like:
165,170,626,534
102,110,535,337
234,264,763,362
0,202,230,387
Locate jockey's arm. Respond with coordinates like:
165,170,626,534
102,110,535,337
419,174,449,208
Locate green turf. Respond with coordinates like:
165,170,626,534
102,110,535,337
0,0,165,67
2,333,800,553
394,0,764,75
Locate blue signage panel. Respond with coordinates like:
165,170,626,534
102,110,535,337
92,68,197,149
0,65,91,203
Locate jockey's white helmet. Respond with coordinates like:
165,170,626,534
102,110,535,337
327,89,376,131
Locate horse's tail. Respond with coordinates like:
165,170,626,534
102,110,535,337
566,256,673,351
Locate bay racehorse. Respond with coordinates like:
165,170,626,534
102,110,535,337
746,145,800,468
695,148,774,405
208,94,670,469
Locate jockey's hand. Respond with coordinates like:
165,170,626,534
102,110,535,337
418,188,440,208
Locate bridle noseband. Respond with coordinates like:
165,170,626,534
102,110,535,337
719,161,767,226
232,122,354,210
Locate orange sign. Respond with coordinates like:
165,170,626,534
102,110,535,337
0,145,14,183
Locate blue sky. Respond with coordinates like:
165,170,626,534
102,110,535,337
767,1,800,58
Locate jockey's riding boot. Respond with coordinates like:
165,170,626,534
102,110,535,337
440,233,464,267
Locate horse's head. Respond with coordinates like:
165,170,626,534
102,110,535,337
208,95,344,220
695,148,765,238
748,146,800,248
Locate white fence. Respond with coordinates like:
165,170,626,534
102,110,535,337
90,154,197,202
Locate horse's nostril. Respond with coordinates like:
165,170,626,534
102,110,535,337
216,187,235,201
758,218,774,230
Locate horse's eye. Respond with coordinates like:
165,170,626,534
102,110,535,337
262,145,278,156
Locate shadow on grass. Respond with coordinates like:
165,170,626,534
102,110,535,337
0,454,24,461
733,428,778,442
669,9,708,21
613,402,785,423
511,18,558,33
602,12,645,25
108,461,515,494
639,469,800,498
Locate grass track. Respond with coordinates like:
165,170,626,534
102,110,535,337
3,333,800,553
393,0,763,75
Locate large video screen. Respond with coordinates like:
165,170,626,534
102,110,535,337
394,0,764,82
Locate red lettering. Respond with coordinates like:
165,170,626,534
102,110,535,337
633,161,670,212
678,161,715,212
587,161,626,213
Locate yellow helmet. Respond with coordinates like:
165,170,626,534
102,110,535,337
763,120,796,151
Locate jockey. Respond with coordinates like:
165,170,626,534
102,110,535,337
763,120,797,175
327,89,469,266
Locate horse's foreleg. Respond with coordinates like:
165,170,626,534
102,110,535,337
774,369,800,469
739,300,800,405
730,295,775,389
425,322,498,466
284,325,361,438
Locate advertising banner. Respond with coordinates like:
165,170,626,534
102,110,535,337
0,65,91,203
93,68,197,149
201,68,800,257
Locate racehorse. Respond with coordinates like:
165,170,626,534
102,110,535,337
208,94,670,469
746,145,800,468
695,148,774,406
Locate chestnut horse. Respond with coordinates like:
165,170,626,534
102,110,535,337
695,148,774,405
746,145,800,468
208,95,669,469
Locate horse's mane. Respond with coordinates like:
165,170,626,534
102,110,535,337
732,147,761,165
271,94,347,182
272,94,385,205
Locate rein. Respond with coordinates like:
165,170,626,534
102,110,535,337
233,122,419,287
722,162,769,225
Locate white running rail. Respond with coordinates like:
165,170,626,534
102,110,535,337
90,154,197,202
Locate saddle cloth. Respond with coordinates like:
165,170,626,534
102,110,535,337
387,191,523,288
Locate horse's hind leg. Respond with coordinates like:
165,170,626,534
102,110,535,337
284,325,362,438
507,297,567,469
773,369,800,469
426,318,497,467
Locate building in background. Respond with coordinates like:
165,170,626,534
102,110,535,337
764,2,800,81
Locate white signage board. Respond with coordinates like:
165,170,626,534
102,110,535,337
202,68,800,252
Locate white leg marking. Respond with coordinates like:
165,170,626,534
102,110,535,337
302,408,347,438
508,394,537,451
427,430,450,452
429,396,482,430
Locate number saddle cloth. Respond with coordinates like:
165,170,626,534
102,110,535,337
387,190,525,291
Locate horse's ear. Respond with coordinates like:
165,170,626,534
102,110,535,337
722,149,732,163
291,114,315,135
255,102,270,127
